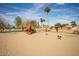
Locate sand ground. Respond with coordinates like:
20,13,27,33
0,31,79,56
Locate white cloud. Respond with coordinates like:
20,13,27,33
57,19,70,24
0,3,46,21
1,3,79,26
4,3,45,17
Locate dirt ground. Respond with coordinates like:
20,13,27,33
0,31,79,56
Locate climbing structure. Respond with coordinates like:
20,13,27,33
25,20,36,34
25,20,32,34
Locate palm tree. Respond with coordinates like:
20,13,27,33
40,18,45,28
44,7,51,15
40,18,43,28
44,7,51,20
44,7,51,32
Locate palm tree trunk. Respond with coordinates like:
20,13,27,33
45,13,48,32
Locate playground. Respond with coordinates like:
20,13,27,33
0,3,79,56
0,29,79,56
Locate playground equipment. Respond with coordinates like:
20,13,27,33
25,20,36,34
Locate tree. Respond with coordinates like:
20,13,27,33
44,7,51,23
55,23,61,28
44,7,51,32
70,21,77,28
44,7,51,15
50,26,53,29
7,23,11,31
30,20,38,33
15,16,22,29
40,18,45,28
0,16,6,32
30,20,38,28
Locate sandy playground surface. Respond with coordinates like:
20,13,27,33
0,31,79,56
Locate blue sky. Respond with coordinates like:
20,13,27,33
0,3,79,26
